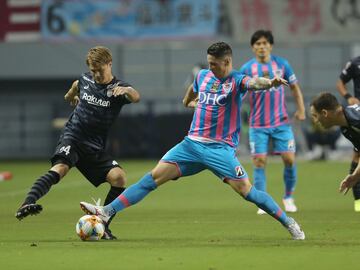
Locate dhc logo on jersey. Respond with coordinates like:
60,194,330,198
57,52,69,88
198,92,227,106
82,93,110,107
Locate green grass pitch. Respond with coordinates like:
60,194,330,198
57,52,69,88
0,160,359,270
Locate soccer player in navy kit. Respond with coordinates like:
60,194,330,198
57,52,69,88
336,56,360,211
80,42,305,240
310,92,360,196
15,46,140,240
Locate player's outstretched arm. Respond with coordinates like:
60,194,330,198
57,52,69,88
290,83,306,121
112,86,140,103
248,77,288,90
183,84,198,108
64,80,80,106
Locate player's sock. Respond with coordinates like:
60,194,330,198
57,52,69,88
104,173,157,214
104,186,125,226
23,170,60,205
283,165,297,199
253,167,266,191
349,161,360,200
245,186,289,226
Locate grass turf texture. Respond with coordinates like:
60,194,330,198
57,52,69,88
0,160,359,270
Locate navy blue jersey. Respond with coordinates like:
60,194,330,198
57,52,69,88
62,72,132,150
341,104,360,151
339,56,360,98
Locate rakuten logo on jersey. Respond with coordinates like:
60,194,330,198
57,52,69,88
82,93,110,107
198,92,227,106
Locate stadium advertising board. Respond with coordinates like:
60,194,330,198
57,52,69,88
40,0,219,41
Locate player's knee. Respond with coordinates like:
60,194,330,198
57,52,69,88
253,156,266,168
50,163,70,179
107,168,126,187
282,155,295,166
227,179,252,197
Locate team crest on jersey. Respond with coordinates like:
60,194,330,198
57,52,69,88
106,82,120,97
210,81,220,92
235,166,245,177
222,82,233,93
106,89,113,97
274,69,283,78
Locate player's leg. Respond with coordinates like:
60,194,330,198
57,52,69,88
204,144,304,239
249,128,269,192
15,140,76,220
75,151,126,239
226,178,304,240
249,128,269,214
80,162,178,221
102,167,127,239
80,138,205,221
273,125,297,212
350,150,360,212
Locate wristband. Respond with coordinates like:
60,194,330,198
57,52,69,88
344,93,352,100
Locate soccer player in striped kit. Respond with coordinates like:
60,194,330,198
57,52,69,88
240,30,306,214
80,42,305,240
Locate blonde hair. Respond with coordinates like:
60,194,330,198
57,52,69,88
86,46,112,67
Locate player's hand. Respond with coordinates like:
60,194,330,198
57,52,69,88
294,110,306,121
187,97,199,108
339,174,360,195
347,97,360,105
65,94,80,107
270,77,288,88
112,86,131,97
70,96,80,106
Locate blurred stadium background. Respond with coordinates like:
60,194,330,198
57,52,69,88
1,1,360,269
1,0,359,161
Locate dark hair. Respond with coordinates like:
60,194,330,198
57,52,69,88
310,92,340,112
207,42,232,58
250,30,274,46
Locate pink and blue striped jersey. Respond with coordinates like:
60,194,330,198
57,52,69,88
188,69,251,147
239,55,298,128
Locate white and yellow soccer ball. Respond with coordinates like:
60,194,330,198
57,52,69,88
76,215,105,241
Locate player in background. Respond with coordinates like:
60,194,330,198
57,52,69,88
239,30,306,214
80,42,305,240
336,56,360,211
15,46,140,240
310,92,360,196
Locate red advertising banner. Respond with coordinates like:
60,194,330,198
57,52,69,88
0,0,41,42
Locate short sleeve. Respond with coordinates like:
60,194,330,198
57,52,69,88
283,59,298,85
193,69,204,93
239,64,247,75
116,79,133,104
339,60,355,84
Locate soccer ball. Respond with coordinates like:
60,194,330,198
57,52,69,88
76,215,105,241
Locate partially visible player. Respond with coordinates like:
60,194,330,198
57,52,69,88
310,92,360,196
80,42,305,240
15,46,140,240
336,56,360,211
239,30,306,214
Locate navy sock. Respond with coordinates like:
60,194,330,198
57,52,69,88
23,170,60,205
